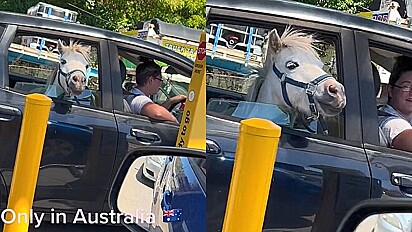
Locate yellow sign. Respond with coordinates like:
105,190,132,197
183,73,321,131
162,39,198,60
175,32,206,150
357,11,373,19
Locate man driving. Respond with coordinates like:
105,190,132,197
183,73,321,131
125,58,186,123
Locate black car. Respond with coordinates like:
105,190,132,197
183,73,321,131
206,0,412,231
0,11,194,221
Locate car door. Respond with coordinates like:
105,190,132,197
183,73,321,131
355,31,412,203
102,40,194,211
206,5,372,232
107,40,193,150
151,156,206,232
0,24,117,215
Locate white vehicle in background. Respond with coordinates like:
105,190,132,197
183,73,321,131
23,2,78,53
24,36,59,54
27,2,78,22
142,156,167,182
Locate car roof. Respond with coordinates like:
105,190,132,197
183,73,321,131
206,0,412,43
0,11,194,67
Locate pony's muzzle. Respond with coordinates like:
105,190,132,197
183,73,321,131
69,73,87,95
315,81,346,116
71,73,86,85
328,84,339,95
322,80,344,101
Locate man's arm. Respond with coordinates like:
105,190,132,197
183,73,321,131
141,102,178,123
392,129,412,152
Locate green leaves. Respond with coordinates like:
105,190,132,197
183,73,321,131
0,0,205,31
294,0,373,14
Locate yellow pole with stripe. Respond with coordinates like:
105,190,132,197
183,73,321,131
222,118,281,232
3,94,51,232
175,32,206,150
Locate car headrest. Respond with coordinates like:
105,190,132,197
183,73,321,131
372,63,381,96
119,59,127,84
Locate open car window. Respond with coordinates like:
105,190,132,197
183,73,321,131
8,31,101,108
206,22,344,139
117,48,191,123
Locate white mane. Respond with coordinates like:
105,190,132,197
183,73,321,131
280,27,320,60
261,27,322,77
60,40,91,62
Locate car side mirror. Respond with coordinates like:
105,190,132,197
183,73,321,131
337,199,412,232
108,146,205,232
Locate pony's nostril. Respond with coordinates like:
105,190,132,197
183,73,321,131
328,84,338,94
73,76,78,82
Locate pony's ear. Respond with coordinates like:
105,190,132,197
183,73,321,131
268,28,282,53
57,39,65,54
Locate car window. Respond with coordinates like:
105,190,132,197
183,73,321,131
369,46,400,105
117,47,190,122
368,43,412,148
8,31,101,107
206,22,344,139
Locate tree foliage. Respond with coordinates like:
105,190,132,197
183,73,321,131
0,0,205,31
294,0,374,14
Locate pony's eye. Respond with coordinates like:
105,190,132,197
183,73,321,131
60,59,67,65
286,61,299,70
85,65,89,70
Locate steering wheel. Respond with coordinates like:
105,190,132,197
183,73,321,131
168,98,186,112
169,98,186,122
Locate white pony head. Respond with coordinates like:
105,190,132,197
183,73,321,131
251,27,346,118
50,40,91,96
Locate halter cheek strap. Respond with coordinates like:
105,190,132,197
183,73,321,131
272,63,334,120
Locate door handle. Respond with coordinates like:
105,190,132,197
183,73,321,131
0,105,21,121
130,128,161,145
392,173,412,188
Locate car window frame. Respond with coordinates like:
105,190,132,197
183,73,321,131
188,157,206,191
108,40,193,113
3,25,114,111
355,30,412,149
206,7,362,146
0,24,17,88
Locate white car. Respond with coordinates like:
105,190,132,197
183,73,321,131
142,155,167,182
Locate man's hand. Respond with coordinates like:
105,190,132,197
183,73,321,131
162,94,187,110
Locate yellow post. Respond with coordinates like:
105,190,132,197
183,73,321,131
222,118,281,232
3,93,51,232
175,32,206,150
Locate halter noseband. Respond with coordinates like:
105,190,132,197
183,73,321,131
56,64,87,94
272,63,334,120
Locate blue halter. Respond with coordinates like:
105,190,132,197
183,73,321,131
272,63,334,120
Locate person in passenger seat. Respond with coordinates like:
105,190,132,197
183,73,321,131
125,57,186,123
379,55,412,152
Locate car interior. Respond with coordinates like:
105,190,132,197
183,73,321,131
369,47,404,147
117,50,190,122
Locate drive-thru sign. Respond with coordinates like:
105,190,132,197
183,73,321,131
175,32,206,150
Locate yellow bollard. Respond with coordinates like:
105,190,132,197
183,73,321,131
222,118,281,232
3,94,51,232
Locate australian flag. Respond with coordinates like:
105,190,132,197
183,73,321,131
163,209,182,222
